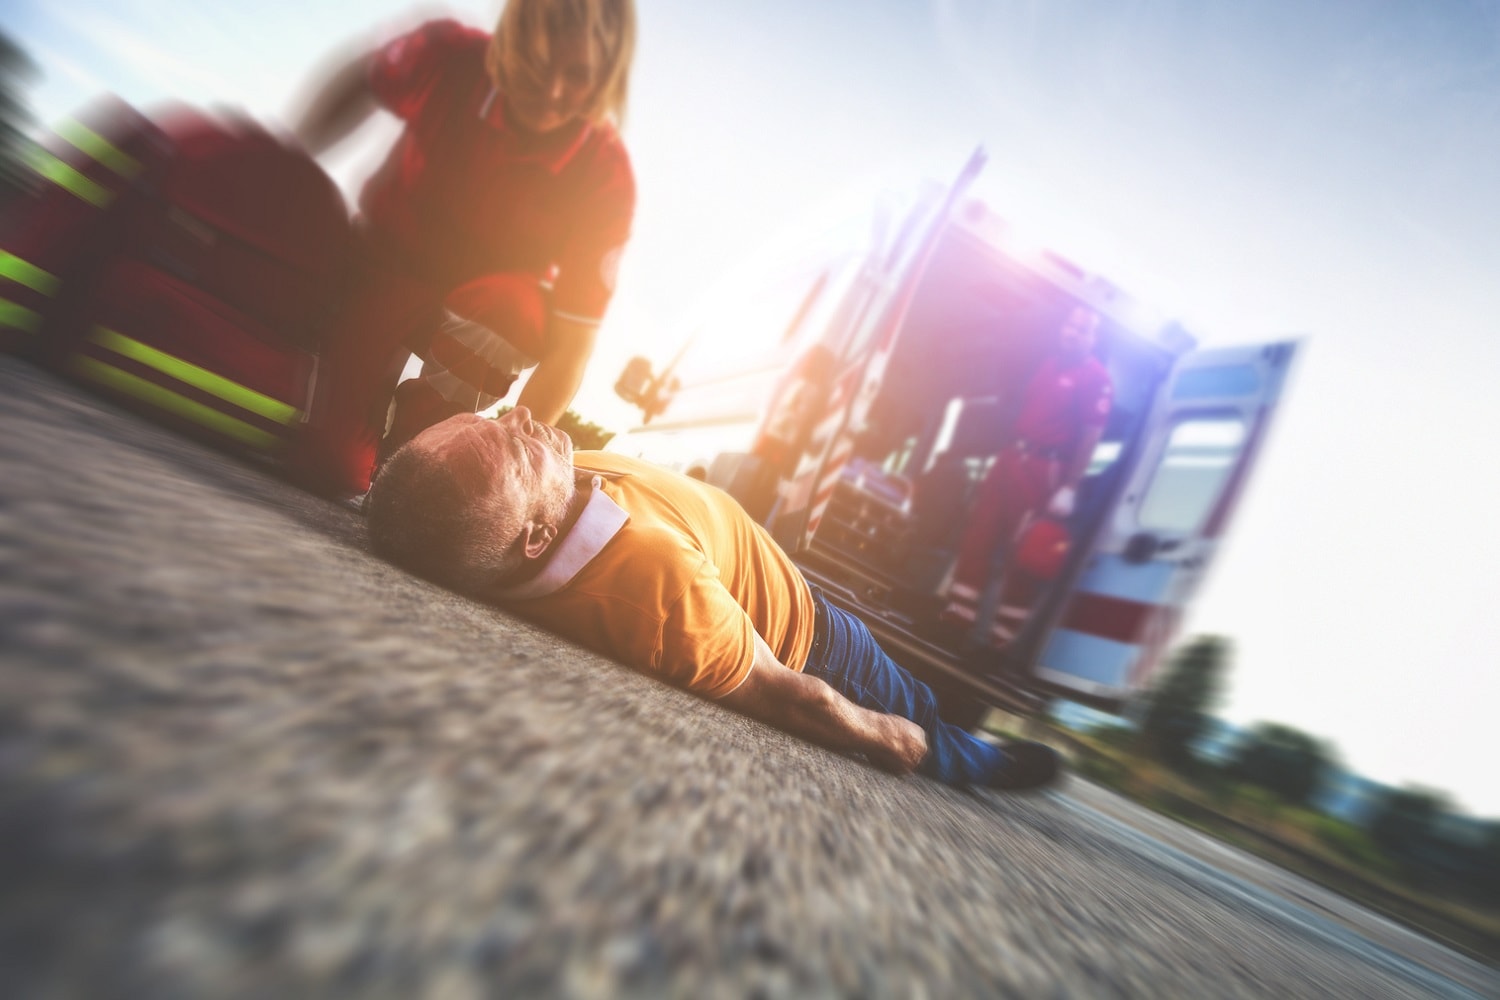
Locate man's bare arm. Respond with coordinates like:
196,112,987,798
716,632,928,774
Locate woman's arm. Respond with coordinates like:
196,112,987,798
291,47,379,156
515,315,599,424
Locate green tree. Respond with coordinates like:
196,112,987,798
1479,821,1500,902
554,409,614,451
1370,785,1450,859
1138,635,1229,769
492,406,614,451
1228,722,1335,807
0,31,38,201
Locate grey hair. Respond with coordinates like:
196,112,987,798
365,441,521,595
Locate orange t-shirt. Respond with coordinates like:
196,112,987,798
494,453,816,698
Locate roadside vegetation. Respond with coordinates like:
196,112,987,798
0,31,39,207
553,409,614,451
494,405,613,452
1028,636,1500,966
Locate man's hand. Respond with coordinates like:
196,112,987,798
864,715,928,774
717,633,930,775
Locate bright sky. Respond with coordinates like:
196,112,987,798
9,0,1500,815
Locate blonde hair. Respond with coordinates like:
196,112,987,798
486,0,636,126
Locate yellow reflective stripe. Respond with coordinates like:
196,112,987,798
0,299,42,332
55,118,142,179
23,146,113,207
72,356,281,451
0,251,60,296
89,327,299,425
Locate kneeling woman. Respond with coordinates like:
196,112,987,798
289,0,636,496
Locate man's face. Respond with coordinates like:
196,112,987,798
1057,306,1100,360
411,408,575,546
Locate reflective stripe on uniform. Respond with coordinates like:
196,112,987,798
551,308,603,327
88,327,300,425
55,118,143,179
427,312,535,401
0,299,42,332
23,146,114,207
71,356,281,451
0,251,60,297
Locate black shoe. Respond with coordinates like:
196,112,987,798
989,741,1062,791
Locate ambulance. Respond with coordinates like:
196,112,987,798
609,151,1299,726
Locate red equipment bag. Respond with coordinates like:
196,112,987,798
1,98,351,457
0,95,167,355
1013,515,1071,582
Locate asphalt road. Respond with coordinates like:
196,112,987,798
2,356,1497,999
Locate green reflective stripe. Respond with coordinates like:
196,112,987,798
73,356,281,451
24,146,113,207
0,251,59,296
90,327,299,425
56,118,142,179
0,299,41,332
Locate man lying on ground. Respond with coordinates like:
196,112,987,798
364,407,1061,790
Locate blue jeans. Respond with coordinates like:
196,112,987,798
802,591,1005,786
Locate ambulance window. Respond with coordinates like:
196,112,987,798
1137,416,1245,534
781,271,829,344
836,263,884,361
793,253,862,352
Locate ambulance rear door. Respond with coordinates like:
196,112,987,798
773,149,988,552
1030,339,1300,708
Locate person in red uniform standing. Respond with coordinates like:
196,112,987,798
945,304,1113,650
286,0,637,497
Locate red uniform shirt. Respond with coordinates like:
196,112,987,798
362,19,635,327
1013,353,1113,455
949,353,1111,592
